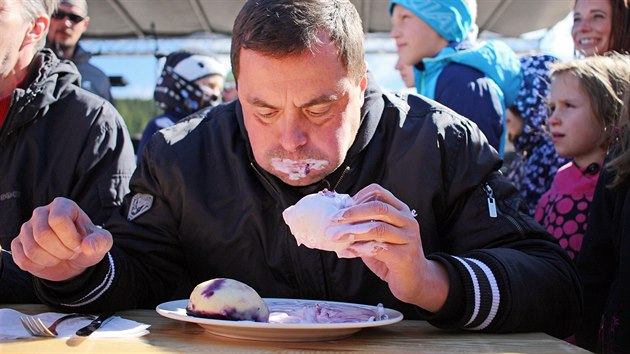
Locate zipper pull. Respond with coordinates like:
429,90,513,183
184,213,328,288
483,183,497,218
332,166,351,191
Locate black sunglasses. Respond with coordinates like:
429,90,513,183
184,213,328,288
52,10,85,24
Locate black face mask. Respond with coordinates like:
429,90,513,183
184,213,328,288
199,86,222,107
154,67,210,114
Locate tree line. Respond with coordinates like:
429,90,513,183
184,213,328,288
115,98,160,139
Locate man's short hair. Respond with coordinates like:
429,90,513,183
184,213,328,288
230,0,366,85
21,0,58,51
59,0,88,17
21,0,58,21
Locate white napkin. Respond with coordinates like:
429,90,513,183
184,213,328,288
0,309,150,340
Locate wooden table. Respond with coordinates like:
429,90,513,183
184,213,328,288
1,304,591,353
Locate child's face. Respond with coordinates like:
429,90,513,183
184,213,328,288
505,108,524,142
390,5,448,66
547,73,608,167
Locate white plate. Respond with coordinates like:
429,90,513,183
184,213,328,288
156,298,403,342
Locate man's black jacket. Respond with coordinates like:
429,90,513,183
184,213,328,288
35,75,581,338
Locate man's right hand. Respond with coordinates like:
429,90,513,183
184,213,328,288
12,197,113,282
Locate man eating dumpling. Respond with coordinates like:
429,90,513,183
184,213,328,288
11,0,580,338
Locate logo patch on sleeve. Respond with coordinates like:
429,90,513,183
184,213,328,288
127,193,154,221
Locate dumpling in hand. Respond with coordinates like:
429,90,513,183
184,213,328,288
282,189,355,254
283,190,387,258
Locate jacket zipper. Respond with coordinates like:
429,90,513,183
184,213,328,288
250,162,280,196
251,161,353,299
483,183,497,218
482,183,524,234
332,166,351,191
250,161,310,297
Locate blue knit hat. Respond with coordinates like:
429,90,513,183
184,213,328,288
389,0,473,43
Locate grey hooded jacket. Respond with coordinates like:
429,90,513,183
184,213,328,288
0,49,136,303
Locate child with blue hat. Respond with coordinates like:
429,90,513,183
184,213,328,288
390,0,522,155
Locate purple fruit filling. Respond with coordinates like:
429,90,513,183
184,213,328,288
186,305,267,322
201,278,226,298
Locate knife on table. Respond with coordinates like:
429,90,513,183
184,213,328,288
75,312,115,337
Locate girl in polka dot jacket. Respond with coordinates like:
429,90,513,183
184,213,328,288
505,54,570,217
534,53,630,262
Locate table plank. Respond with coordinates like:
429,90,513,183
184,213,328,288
1,304,591,353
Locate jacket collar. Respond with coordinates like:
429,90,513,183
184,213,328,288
415,40,522,107
3,49,81,135
71,43,92,64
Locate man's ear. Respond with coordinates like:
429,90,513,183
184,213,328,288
359,61,368,92
80,16,90,33
23,16,50,47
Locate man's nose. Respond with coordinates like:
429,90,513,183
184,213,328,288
61,17,74,27
278,116,307,152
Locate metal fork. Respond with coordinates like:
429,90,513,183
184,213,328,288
20,313,96,337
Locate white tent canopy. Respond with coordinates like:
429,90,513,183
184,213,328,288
83,0,574,40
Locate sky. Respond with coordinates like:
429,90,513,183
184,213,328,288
83,13,574,100
84,36,409,99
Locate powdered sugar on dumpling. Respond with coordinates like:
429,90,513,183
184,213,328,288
282,190,387,258
282,190,354,253
186,278,269,322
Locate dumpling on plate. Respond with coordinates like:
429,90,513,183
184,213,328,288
186,278,269,322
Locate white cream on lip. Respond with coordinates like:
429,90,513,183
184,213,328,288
271,158,329,180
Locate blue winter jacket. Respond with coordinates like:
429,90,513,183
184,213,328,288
414,40,522,155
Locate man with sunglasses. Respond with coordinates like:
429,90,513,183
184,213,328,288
46,0,113,103
0,0,136,303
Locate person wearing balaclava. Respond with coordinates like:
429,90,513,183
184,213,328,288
136,50,227,164
389,0,522,155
